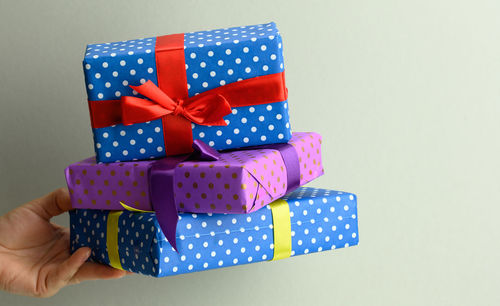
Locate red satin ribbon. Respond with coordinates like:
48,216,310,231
121,81,232,126
88,33,288,156
155,34,193,155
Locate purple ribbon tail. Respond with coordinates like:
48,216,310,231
149,140,220,252
150,156,185,252
190,139,220,161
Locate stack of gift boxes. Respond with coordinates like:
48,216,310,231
66,22,359,277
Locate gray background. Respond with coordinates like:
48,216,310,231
1,0,499,305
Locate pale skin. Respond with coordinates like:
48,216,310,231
0,188,127,297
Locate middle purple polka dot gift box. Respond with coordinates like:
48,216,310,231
83,22,291,163
66,132,321,213
66,132,323,248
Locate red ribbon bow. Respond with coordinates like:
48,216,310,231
121,81,232,127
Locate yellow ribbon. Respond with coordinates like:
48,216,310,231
270,199,292,261
120,201,153,213
106,211,123,270
105,203,151,270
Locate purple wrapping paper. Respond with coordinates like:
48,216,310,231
65,132,323,214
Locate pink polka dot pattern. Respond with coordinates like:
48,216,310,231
65,132,323,214
290,132,324,186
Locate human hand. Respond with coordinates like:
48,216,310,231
0,188,127,297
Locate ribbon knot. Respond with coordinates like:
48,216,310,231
120,80,232,127
172,99,185,117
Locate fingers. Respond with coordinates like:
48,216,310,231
27,188,72,220
40,247,127,297
69,262,128,284
42,247,90,297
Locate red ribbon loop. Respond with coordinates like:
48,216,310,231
121,81,232,127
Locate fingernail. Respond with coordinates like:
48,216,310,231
82,248,91,261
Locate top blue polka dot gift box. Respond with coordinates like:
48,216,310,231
83,22,291,163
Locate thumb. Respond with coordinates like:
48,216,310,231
43,247,90,297
27,188,73,221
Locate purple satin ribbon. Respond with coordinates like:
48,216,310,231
149,140,299,252
260,142,301,194
149,155,185,252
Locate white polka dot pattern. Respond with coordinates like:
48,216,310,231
191,101,291,150
83,22,290,163
84,37,157,101
70,187,359,277
93,120,165,162
183,22,284,96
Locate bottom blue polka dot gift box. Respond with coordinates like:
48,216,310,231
69,187,359,277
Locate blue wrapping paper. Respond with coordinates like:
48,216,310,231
70,187,359,277
83,22,292,163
